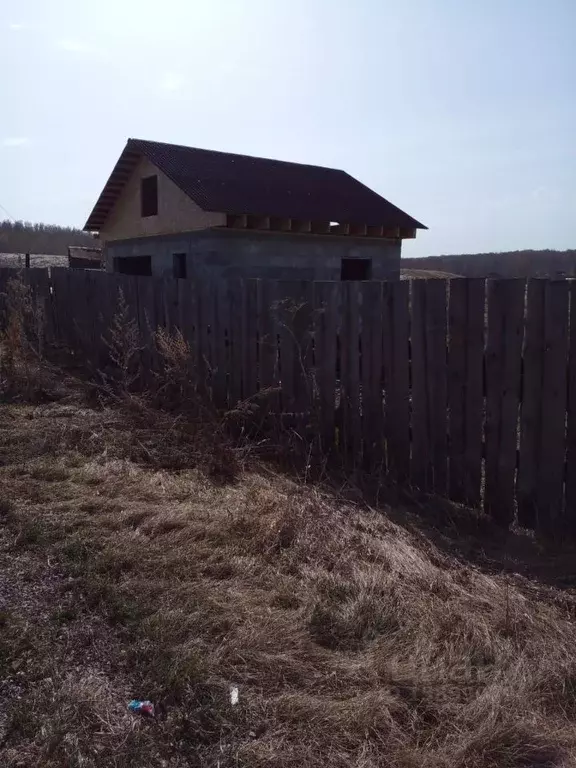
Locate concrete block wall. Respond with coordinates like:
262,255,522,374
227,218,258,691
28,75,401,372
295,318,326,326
105,228,402,281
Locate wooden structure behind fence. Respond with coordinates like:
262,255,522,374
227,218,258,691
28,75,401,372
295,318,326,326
2,266,576,533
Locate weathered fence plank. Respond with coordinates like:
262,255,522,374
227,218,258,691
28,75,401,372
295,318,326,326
313,281,339,456
293,280,314,424
360,282,384,471
276,284,297,414
340,282,361,467
26,268,53,352
259,280,279,401
463,279,486,507
242,279,259,401
91,270,116,365
50,268,72,348
410,279,431,490
426,279,448,494
484,279,525,525
565,282,576,528
212,280,230,409
0,268,12,323
448,279,467,502
162,276,180,335
537,280,569,528
384,280,410,483
517,280,545,528
228,279,244,408
198,279,217,398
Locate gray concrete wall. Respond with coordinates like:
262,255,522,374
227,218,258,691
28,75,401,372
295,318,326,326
104,229,402,281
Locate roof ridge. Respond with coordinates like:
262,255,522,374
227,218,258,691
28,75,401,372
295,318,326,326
128,138,347,175
84,138,426,232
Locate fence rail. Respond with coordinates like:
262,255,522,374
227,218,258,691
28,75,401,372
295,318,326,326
2,266,576,533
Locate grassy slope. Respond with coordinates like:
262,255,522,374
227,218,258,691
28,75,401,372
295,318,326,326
2,385,576,767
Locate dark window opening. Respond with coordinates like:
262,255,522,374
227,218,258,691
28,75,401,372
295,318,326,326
173,253,187,279
114,255,152,276
341,258,372,281
141,175,158,217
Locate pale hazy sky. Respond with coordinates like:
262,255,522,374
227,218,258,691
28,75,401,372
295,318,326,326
1,0,575,257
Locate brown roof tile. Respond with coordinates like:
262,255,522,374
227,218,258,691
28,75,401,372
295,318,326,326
84,138,426,232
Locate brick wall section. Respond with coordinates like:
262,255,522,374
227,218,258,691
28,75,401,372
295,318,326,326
99,157,226,241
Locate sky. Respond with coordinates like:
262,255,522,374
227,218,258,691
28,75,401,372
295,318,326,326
1,0,575,258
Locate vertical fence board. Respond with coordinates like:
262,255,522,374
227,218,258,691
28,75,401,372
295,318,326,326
176,279,197,379
484,279,525,525
227,279,244,407
104,272,125,364
448,280,467,501
259,280,280,399
410,280,431,490
26,269,52,353
0,269,12,323
199,279,217,400
537,280,569,527
80,271,98,366
360,282,384,471
517,280,545,528
463,279,486,507
163,277,180,335
384,281,410,483
92,270,115,365
153,276,168,332
293,280,314,424
426,280,448,494
381,282,393,472
134,275,155,383
276,283,297,414
242,279,259,400
314,282,339,456
66,270,83,354
565,282,576,527
340,282,361,467
212,280,230,409
50,268,70,348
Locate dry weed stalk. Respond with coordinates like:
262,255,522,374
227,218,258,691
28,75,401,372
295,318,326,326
0,272,48,400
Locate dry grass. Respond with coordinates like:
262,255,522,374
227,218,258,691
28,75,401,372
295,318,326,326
3,278,576,766
2,384,576,767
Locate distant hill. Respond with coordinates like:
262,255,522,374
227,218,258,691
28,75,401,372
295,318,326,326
403,249,576,278
0,220,97,256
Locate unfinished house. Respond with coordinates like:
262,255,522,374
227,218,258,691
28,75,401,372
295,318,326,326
84,138,426,281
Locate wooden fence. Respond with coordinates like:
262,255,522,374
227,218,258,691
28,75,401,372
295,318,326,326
2,266,576,533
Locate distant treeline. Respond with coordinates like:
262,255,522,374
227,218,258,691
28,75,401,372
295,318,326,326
0,220,98,255
403,250,576,278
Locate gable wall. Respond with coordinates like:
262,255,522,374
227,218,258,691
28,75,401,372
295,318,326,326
99,156,226,241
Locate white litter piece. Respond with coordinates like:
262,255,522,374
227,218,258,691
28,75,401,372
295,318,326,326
230,686,239,706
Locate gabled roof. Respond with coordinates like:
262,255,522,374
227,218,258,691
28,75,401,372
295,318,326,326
84,138,426,233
